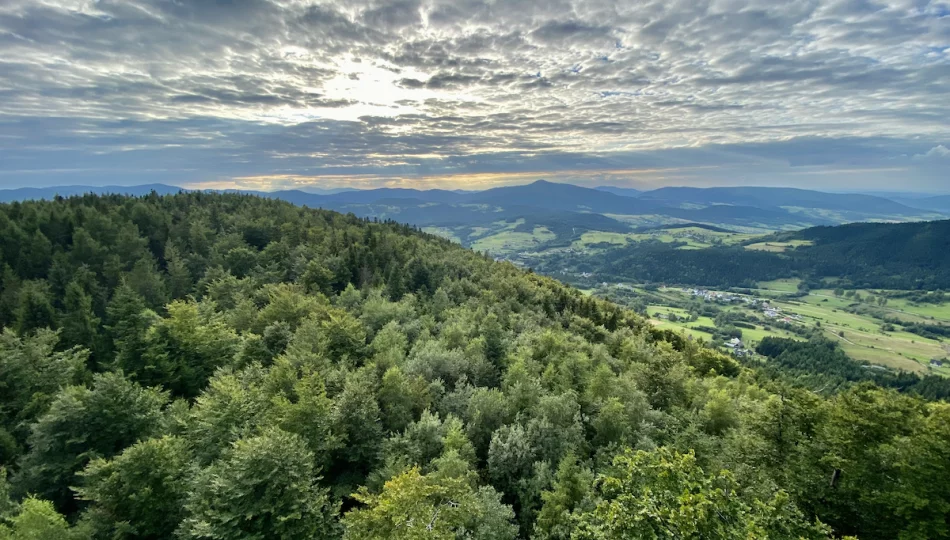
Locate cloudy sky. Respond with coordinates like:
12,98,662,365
0,0,948,192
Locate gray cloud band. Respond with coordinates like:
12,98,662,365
0,0,947,188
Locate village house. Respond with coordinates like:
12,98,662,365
724,337,744,349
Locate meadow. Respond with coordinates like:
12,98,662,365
744,239,813,252
610,284,950,377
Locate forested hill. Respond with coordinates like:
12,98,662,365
790,219,950,288
0,193,948,540
580,218,950,290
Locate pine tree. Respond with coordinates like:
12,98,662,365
59,281,100,360
14,281,56,335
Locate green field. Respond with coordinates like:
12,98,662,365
774,298,947,374
745,239,813,252
573,227,760,251
646,304,801,346
574,231,631,247
471,222,556,254
756,278,802,294
615,285,950,376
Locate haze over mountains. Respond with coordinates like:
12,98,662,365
2,181,946,245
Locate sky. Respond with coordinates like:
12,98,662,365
0,0,948,192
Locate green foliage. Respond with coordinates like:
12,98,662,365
0,468,13,518
13,281,55,336
0,329,87,442
534,453,594,540
58,281,100,357
178,429,337,540
342,466,517,540
817,385,950,539
78,436,192,539
0,193,945,540
331,369,384,476
106,284,156,376
140,300,242,398
15,372,167,512
561,219,950,290
573,447,832,540
0,497,89,540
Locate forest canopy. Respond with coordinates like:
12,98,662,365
0,192,947,539
544,219,950,290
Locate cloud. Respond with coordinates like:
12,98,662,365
914,145,950,160
0,0,948,190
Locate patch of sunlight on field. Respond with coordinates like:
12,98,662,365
580,226,762,251
471,226,555,254
806,290,950,324
422,227,462,243
745,240,813,252
875,297,950,321
740,325,803,344
835,339,929,374
648,319,716,341
779,299,944,373
574,231,630,247
757,278,801,293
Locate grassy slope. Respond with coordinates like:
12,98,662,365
638,285,949,376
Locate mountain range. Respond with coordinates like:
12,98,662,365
2,181,946,246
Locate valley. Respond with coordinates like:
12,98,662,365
449,219,950,378
595,283,950,376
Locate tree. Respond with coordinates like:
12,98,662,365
342,466,517,540
178,429,337,540
125,258,167,310
77,436,192,540
534,453,594,540
378,367,428,434
105,284,156,375
16,231,52,280
58,281,100,358
318,310,366,363
481,312,506,367
140,300,242,398
487,423,537,513
15,373,168,513
465,388,511,461
572,447,831,540
270,365,341,472
0,497,88,540
164,243,192,300
14,281,55,335
301,260,334,296
331,369,383,476
0,467,14,518
184,366,272,465
0,329,86,441
816,385,946,539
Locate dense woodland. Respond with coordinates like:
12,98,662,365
753,337,950,399
0,193,948,539
543,219,950,290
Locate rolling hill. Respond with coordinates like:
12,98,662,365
894,195,950,213
639,186,922,215
0,181,943,251
565,218,950,290
595,185,642,197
